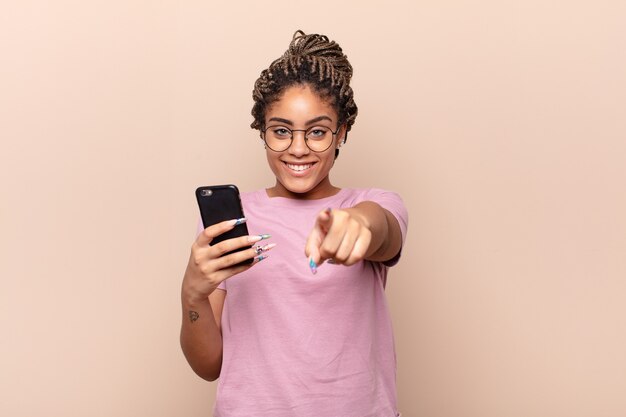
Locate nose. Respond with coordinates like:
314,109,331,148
288,131,310,156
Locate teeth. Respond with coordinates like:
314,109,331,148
286,163,312,172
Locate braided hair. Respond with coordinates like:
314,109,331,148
251,30,358,158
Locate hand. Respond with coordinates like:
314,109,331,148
304,208,372,271
182,219,273,302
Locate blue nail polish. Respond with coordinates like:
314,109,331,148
256,255,267,262
232,217,247,226
309,257,318,274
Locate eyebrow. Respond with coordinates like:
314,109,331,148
268,115,334,126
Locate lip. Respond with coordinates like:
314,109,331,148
282,161,317,176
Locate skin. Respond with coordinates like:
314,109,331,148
180,83,403,381
263,84,345,200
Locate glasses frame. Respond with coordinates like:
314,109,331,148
261,124,343,153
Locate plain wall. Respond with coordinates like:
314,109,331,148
1,1,625,416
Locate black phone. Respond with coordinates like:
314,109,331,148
195,184,253,265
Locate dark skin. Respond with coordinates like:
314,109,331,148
180,84,402,381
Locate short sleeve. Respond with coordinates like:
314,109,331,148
363,189,409,267
195,218,227,291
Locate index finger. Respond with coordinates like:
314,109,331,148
195,218,246,246
304,208,333,269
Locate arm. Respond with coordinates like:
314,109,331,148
305,200,403,267
180,287,225,381
179,219,274,380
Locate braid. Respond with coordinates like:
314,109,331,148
251,30,358,143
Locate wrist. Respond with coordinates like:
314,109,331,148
181,281,213,308
182,292,212,308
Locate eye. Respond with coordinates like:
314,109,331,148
307,127,330,139
270,127,291,137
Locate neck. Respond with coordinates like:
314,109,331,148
267,177,340,200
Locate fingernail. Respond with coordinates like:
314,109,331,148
309,257,318,274
254,243,276,254
326,258,337,264
261,243,276,252
256,255,268,263
230,217,247,226
248,234,271,243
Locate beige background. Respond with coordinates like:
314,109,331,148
1,1,625,416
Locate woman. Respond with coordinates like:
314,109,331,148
180,30,408,417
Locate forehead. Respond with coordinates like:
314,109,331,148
266,84,337,122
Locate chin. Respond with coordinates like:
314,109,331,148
280,178,318,195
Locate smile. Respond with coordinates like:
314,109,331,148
284,162,316,172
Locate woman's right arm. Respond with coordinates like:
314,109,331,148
180,285,226,381
179,219,272,381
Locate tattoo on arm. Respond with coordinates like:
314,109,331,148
189,310,199,323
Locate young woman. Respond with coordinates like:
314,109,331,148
180,30,408,417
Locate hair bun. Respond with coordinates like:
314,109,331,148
251,30,358,137
279,30,353,80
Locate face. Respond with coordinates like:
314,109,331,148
263,84,346,200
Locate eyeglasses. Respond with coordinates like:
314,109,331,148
261,125,341,153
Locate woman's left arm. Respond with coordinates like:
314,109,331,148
305,201,403,267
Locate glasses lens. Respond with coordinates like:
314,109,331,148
305,127,333,152
264,126,292,152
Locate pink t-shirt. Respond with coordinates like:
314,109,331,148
197,188,408,417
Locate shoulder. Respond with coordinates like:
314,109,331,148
342,187,406,209
240,188,265,204
343,187,409,240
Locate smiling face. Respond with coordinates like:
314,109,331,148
263,84,346,200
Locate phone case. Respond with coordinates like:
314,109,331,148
195,184,253,265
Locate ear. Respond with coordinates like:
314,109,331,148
259,132,267,148
336,125,348,148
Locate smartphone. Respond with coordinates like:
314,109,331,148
195,184,253,265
